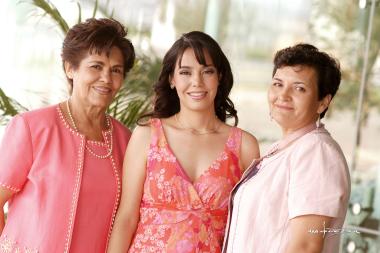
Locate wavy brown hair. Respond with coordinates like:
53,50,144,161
139,31,238,126
61,18,135,93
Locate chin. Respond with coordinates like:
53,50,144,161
89,99,112,110
273,117,293,128
189,104,214,112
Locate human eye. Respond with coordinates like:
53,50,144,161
295,85,306,92
179,70,191,75
203,68,216,75
91,64,102,70
112,67,123,74
272,81,282,87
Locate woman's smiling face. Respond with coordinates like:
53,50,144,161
268,65,329,135
66,46,125,110
170,47,219,113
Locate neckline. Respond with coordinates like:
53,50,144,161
277,122,319,150
56,103,113,142
156,118,235,184
259,122,319,162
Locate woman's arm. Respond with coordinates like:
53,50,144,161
107,125,151,252
0,115,33,234
240,130,260,171
285,215,332,253
0,187,14,233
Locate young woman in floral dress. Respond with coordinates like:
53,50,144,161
108,31,260,253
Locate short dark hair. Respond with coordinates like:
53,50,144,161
61,18,135,91
272,43,341,118
139,31,238,125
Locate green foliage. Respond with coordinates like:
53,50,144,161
0,88,28,125
108,54,162,127
1,0,160,128
28,0,69,33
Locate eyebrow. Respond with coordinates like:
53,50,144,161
89,61,123,68
89,61,104,65
272,77,306,85
294,81,306,85
179,64,215,68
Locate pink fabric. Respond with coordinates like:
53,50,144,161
69,141,116,252
129,118,242,253
224,125,350,253
0,104,130,253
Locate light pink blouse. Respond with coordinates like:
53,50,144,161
0,104,130,253
223,124,350,253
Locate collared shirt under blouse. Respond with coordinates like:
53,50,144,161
0,104,131,253
128,118,243,253
223,124,350,253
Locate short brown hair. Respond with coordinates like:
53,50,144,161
273,43,341,119
61,18,135,90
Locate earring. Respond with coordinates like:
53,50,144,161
316,114,321,128
170,83,174,89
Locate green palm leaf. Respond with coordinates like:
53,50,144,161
3,0,160,128
26,0,69,34
0,88,28,125
108,54,161,128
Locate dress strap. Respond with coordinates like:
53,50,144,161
225,127,242,159
149,118,167,148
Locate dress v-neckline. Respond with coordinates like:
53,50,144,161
157,119,234,185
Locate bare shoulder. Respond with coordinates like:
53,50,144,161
241,130,259,152
131,124,151,139
127,124,151,152
239,129,260,171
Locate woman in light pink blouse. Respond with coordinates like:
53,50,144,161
0,18,135,252
223,44,350,253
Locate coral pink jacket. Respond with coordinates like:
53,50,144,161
0,104,130,252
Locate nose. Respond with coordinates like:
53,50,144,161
191,72,203,87
278,85,291,100
100,69,112,84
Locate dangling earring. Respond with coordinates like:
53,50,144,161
316,114,321,128
170,83,175,89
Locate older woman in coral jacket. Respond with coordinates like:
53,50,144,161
0,18,135,252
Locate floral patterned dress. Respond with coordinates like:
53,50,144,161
128,118,242,253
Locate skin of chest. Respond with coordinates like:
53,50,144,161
164,128,231,181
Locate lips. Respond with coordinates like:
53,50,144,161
187,91,207,100
93,86,112,95
275,104,293,110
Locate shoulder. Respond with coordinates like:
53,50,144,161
132,124,151,137
237,128,259,155
7,104,59,132
240,129,259,149
237,128,260,170
290,127,349,182
128,124,151,147
19,104,58,122
293,127,346,161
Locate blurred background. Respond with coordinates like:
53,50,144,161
0,0,379,252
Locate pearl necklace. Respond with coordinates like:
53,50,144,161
66,100,113,159
174,113,220,135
